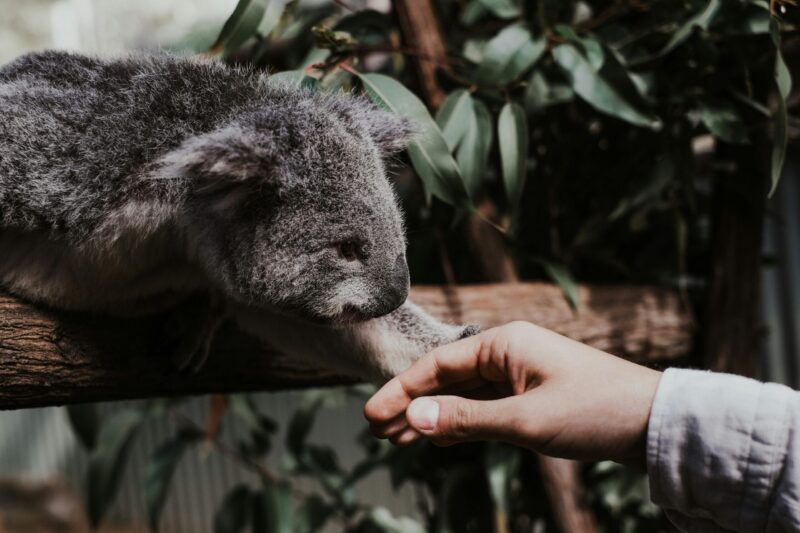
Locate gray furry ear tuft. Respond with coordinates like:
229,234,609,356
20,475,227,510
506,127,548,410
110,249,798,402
365,109,419,157
168,127,278,195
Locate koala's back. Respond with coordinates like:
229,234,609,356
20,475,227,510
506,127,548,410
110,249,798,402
0,51,264,236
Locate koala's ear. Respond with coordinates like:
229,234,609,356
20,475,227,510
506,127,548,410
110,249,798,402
364,109,419,157
168,127,278,196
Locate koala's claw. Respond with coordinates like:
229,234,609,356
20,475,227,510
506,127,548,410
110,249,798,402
160,293,228,373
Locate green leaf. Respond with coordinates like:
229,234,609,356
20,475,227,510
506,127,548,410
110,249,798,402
267,70,319,90
215,485,253,533
230,395,277,458
659,0,721,57
456,98,493,198
88,409,147,527
436,90,474,151
498,102,528,212
461,0,489,26
484,443,522,531
524,71,573,112
477,0,520,19
463,39,488,63
286,395,325,461
257,0,289,38
293,495,332,533
363,507,427,533
552,43,661,129
698,100,749,144
476,25,546,85
540,260,580,310
252,479,293,533
66,403,101,450
357,73,470,207
770,18,792,197
145,429,203,531
212,0,270,54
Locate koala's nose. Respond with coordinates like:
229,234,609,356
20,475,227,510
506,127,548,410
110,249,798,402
392,254,410,299
373,255,409,317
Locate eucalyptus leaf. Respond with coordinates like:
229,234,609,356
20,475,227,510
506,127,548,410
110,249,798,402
214,485,253,533
145,429,203,531
293,494,332,533
88,409,147,527
698,100,749,144
498,102,528,212
258,0,289,38
66,403,101,450
553,43,661,129
477,0,520,19
436,90,474,151
252,479,293,533
267,70,319,90
451,96,492,198
461,0,489,26
357,73,470,207
476,25,546,85
365,507,427,533
769,18,791,197
524,71,573,112
286,394,326,461
212,0,270,54
463,39,487,63
540,260,580,310
659,0,721,57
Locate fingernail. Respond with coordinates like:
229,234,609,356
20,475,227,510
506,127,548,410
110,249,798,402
407,398,439,431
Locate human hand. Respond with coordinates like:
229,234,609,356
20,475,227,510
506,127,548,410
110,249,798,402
364,321,662,465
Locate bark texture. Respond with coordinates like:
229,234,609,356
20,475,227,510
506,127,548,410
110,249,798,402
0,283,690,410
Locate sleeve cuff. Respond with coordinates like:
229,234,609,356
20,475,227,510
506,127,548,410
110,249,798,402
647,368,792,532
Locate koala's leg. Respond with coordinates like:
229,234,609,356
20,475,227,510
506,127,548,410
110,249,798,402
159,292,229,372
232,300,479,382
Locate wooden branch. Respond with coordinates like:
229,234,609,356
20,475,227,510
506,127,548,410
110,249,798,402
0,283,690,410
393,0,448,110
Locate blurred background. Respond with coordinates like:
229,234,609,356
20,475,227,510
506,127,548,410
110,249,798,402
0,0,798,531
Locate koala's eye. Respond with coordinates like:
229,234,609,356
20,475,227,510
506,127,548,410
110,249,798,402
337,241,360,261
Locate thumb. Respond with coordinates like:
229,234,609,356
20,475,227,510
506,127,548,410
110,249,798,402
406,396,519,445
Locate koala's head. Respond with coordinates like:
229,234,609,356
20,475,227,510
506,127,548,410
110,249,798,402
173,89,416,324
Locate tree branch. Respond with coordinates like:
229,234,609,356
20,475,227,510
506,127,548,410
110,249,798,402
0,283,690,411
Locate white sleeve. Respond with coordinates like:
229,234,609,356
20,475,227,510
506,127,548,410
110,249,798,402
646,368,800,532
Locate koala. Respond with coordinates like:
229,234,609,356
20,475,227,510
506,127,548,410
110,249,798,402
0,50,476,380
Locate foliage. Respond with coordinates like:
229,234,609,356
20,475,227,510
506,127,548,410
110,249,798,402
67,0,799,531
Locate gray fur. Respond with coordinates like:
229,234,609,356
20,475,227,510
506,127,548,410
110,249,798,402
0,51,474,379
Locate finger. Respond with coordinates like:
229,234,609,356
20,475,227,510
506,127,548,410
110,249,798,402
406,395,522,445
364,332,488,425
369,412,410,439
390,427,421,446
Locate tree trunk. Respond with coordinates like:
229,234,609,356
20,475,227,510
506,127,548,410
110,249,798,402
0,283,690,410
702,143,768,376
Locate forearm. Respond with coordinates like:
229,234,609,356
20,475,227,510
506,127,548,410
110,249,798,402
647,368,800,532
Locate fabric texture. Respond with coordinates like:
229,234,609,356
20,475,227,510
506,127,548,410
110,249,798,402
647,368,800,532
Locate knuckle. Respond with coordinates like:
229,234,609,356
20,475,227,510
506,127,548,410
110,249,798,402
505,320,534,335
447,401,474,440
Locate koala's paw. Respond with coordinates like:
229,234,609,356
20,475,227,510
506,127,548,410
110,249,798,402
157,292,228,373
459,324,481,339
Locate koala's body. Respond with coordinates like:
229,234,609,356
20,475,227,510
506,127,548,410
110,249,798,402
0,51,474,379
